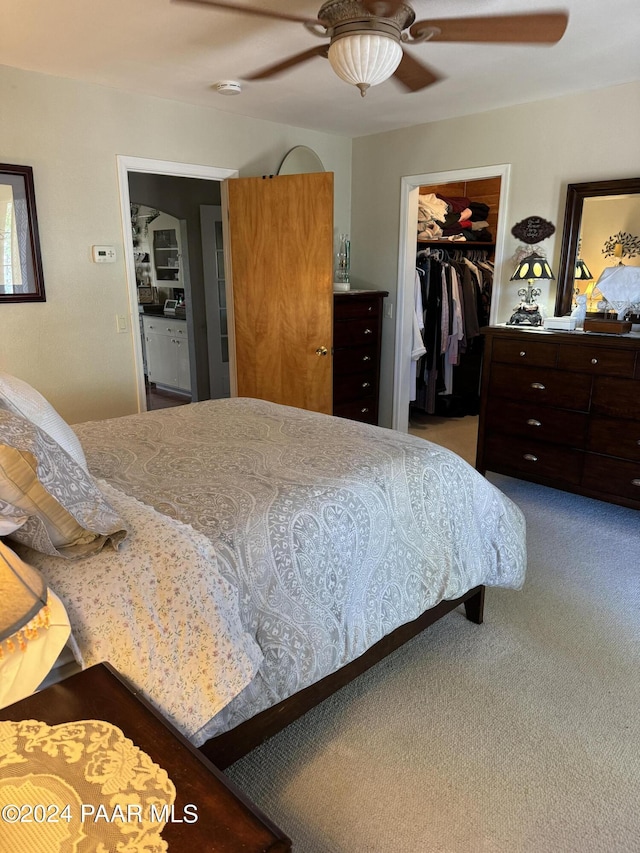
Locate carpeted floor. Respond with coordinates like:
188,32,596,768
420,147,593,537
409,414,478,467
225,465,640,852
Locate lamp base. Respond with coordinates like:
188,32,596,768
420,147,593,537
506,303,543,327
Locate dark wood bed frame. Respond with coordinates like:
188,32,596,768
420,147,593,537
199,584,485,769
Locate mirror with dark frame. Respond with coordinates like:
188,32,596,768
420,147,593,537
0,163,46,303
554,177,640,319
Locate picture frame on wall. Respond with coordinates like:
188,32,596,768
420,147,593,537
0,163,46,303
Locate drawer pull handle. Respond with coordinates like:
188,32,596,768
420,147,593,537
519,351,526,357
530,382,546,390
361,407,370,413
523,453,538,462
591,358,598,365
362,355,371,362
361,381,371,389
527,419,542,427
632,479,640,488
363,328,373,335
368,306,373,312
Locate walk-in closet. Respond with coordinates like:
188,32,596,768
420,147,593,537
409,176,502,462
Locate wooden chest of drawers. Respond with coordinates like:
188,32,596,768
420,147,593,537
333,290,388,425
476,326,640,510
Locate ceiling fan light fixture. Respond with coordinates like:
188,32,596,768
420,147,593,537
328,32,403,96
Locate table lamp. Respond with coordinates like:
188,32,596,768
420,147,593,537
0,541,48,647
507,254,555,326
574,258,594,308
0,541,73,708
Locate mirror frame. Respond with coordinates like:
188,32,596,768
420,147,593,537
0,163,46,303
554,177,640,317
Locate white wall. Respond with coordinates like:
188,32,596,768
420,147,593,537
0,65,352,423
350,81,640,427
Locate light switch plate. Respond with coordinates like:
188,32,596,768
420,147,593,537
92,245,116,263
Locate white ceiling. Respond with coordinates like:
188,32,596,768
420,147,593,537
1,0,638,137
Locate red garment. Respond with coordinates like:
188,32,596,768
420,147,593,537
436,194,472,213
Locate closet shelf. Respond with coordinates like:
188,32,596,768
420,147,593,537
417,239,495,249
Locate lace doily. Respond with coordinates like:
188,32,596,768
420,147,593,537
0,719,176,853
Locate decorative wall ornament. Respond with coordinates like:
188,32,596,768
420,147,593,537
511,216,556,244
601,231,640,260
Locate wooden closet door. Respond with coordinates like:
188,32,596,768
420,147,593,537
225,172,333,414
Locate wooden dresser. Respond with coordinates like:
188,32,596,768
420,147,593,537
333,290,388,425
476,326,640,511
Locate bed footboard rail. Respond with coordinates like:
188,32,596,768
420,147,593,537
201,584,485,769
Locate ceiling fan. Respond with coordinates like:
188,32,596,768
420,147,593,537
173,0,569,97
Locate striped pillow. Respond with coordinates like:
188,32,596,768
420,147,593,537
0,410,127,559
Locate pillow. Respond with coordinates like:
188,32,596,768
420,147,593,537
0,409,127,559
0,371,88,471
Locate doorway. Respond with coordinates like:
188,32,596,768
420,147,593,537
393,164,511,464
117,157,237,412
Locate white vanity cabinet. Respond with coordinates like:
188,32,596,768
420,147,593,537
142,315,191,393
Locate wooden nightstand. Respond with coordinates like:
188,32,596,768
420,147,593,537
0,662,291,852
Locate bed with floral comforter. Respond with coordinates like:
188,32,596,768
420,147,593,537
30,397,526,750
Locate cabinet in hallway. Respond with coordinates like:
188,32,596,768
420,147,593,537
142,315,191,393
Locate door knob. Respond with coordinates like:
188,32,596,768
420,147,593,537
316,346,328,356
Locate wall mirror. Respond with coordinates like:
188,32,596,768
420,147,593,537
0,164,46,303
277,146,325,176
554,177,640,317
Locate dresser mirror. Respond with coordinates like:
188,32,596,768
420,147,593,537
554,177,640,317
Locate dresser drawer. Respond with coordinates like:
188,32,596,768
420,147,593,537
489,364,592,411
484,434,583,485
334,318,379,347
333,343,378,374
334,297,380,320
587,416,640,462
557,346,636,377
582,454,640,502
591,377,640,420
334,370,378,400
485,400,588,448
492,337,557,367
334,398,377,424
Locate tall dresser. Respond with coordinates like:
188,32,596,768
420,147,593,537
476,326,640,511
333,290,388,425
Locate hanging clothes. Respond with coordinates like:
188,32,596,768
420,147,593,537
410,270,426,402
413,247,493,416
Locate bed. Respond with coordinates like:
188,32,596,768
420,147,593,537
0,389,526,769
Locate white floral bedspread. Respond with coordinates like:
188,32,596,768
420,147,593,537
23,480,263,740
69,398,526,745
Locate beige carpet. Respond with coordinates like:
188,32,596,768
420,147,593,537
225,467,640,852
408,413,478,467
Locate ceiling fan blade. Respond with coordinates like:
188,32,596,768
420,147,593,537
410,12,569,44
244,45,329,81
172,0,323,27
361,0,405,15
393,51,443,93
